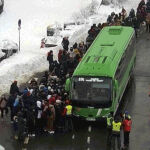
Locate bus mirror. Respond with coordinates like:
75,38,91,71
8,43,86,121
65,78,71,92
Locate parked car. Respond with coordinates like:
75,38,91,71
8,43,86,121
44,37,58,47
0,0,4,14
64,22,76,30
47,24,62,36
0,39,18,61
47,26,55,36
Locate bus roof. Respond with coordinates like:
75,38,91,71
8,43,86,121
73,26,135,78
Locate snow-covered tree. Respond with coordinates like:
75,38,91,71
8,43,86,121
101,0,112,5
101,0,124,5
72,0,99,24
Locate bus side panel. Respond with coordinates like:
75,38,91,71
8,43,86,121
113,47,136,114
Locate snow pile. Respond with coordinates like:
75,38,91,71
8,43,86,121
0,51,5,58
0,0,141,95
0,39,18,50
0,145,5,150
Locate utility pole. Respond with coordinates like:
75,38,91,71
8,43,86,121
18,19,21,51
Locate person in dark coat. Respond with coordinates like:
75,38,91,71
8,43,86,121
8,94,16,122
137,0,146,11
10,81,20,95
73,42,77,49
47,50,54,72
60,51,68,75
54,100,63,132
129,9,135,18
132,17,140,37
61,37,69,51
107,15,112,24
17,111,27,141
26,108,35,136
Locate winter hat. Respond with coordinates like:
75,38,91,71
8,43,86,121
64,92,68,95
47,95,51,100
125,110,128,115
37,101,41,108
56,100,61,104
42,87,48,93
50,89,54,93
48,86,51,91
23,89,28,95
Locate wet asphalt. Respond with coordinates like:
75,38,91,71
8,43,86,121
1,31,150,150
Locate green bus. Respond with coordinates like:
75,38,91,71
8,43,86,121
65,26,136,121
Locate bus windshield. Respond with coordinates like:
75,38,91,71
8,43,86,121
71,77,112,107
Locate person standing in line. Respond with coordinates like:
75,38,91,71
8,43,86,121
112,116,122,150
106,111,113,145
61,37,69,51
47,50,54,72
65,100,73,132
10,81,20,96
122,116,132,148
0,95,8,120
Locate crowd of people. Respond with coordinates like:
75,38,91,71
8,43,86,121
0,0,149,149
86,0,150,47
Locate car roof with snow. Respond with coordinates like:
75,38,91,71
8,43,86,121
0,39,18,51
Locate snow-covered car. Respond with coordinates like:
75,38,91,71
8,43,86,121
0,0,4,14
44,37,58,47
0,39,18,58
47,24,62,36
64,22,76,30
63,20,85,30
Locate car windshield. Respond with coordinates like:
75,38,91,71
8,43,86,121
71,77,112,104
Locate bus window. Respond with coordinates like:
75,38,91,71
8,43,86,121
71,77,112,106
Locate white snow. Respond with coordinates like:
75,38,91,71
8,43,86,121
0,0,141,95
0,39,18,50
0,51,4,58
0,145,5,150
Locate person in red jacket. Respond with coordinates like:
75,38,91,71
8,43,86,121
122,116,132,148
